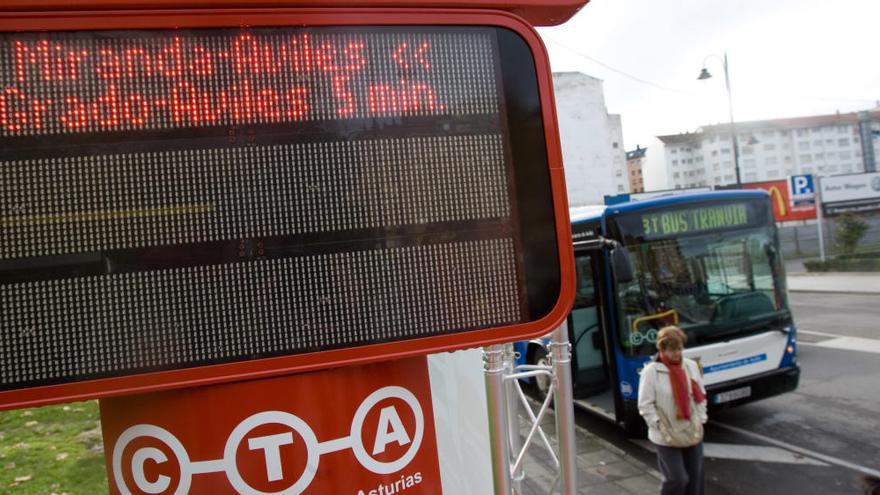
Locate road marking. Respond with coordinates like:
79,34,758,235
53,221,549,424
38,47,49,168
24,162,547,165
797,329,849,339
632,439,829,466
799,336,880,355
712,421,880,478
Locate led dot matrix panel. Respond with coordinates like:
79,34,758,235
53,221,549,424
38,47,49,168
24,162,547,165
0,22,562,402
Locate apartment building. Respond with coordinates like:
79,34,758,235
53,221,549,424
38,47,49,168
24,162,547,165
625,146,646,193
552,72,629,206
657,110,880,189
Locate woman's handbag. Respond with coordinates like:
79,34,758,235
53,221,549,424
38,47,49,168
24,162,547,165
656,362,704,448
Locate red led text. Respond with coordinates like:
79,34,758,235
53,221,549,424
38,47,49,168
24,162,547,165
1,33,446,134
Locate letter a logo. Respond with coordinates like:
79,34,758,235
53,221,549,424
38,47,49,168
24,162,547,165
372,406,411,455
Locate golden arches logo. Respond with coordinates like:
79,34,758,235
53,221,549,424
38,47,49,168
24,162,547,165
766,186,787,217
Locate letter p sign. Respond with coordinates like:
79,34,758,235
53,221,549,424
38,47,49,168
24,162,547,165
789,174,815,207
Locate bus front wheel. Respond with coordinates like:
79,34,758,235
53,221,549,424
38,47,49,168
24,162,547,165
530,345,551,399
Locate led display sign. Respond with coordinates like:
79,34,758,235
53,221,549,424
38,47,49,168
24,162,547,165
615,201,770,241
0,17,572,409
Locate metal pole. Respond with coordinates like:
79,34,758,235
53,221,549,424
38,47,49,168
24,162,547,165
723,52,742,187
484,344,512,495
503,343,524,493
549,323,577,495
816,176,826,262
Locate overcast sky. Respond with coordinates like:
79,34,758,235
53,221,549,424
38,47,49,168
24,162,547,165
537,0,880,151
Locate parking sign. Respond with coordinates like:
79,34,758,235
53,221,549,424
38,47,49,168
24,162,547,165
788,174,816,208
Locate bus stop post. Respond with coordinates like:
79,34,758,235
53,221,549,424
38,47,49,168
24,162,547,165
550,322,578,495
484,344,513,495
503,343,524,493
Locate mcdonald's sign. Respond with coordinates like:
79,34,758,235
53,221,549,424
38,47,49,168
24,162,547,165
739,180,817,221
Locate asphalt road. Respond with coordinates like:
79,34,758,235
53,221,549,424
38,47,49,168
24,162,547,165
575,291,880,495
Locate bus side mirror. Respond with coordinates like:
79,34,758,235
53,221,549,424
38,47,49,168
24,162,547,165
611,247,635,284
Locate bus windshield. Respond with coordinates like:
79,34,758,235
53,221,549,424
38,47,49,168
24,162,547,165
612,213,790,357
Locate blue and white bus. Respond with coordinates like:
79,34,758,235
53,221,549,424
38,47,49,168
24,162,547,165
516,190,800,434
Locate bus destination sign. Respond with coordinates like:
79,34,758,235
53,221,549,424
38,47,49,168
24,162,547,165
623,203,763,240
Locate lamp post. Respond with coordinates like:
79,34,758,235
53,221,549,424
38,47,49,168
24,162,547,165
698,52,742,187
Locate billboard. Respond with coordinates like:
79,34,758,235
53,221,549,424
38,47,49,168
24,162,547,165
738,180,816,222
0,10,575,409
819,172,880,214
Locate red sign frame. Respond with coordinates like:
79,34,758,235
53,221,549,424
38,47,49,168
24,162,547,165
0,1,589,27
0,7,575,410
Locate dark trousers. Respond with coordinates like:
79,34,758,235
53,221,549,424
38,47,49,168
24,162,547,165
655,443,705,495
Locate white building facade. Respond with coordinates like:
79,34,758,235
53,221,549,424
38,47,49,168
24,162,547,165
552,72,629,206
658,110,880,189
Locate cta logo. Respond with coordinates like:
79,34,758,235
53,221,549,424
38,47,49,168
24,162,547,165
111,386,423,495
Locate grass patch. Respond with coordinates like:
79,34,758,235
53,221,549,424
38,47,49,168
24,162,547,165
0,401,107,494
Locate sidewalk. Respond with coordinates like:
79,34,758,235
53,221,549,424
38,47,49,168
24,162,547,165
786,272,880,294
517,404,660,495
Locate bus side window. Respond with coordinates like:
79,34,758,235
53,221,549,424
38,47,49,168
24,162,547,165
574,256,596,309
571,256,604,360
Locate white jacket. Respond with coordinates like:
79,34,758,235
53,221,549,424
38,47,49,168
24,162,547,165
637,357,708,447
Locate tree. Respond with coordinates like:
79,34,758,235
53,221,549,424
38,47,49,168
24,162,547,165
833,212,869,255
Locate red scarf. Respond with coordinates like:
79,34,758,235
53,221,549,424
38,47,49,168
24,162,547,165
659,353,706,420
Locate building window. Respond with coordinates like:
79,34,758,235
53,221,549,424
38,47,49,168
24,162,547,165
766,170,780,178
742,146,754,155
826,165,839,173
796,129,807,137
800,154,812,163
671,148,678,154
840,151,851,160
713,163,720,171
744,172,758,182
799,141,810,149
783,142,791,149
613,142,619,149
815,152,825,160
687,158,693,164
724,174,735,181
711,150,718,157
720,148,731,154
673,172,681,178
743,159,757,169
784,156,792,163
618,184,624,192
802,166,813,173
763,143,776,151
766,156,778,165
838,138,850,147
813,139,822,146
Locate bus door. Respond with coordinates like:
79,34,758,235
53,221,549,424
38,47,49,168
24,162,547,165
570,253,610,400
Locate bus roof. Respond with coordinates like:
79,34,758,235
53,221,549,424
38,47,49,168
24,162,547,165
569,189,770,226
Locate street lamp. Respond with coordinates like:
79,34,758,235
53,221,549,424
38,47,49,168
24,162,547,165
698,52,742,187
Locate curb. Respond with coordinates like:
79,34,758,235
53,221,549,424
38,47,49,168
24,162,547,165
788,289,880,296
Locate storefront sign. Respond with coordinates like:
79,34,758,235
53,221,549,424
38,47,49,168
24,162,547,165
819,172,880,214
739,180,816,222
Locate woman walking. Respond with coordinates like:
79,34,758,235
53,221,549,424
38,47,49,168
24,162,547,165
638,326,708,495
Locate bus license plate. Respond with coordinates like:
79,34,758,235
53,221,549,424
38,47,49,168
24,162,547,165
713,386,751,404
